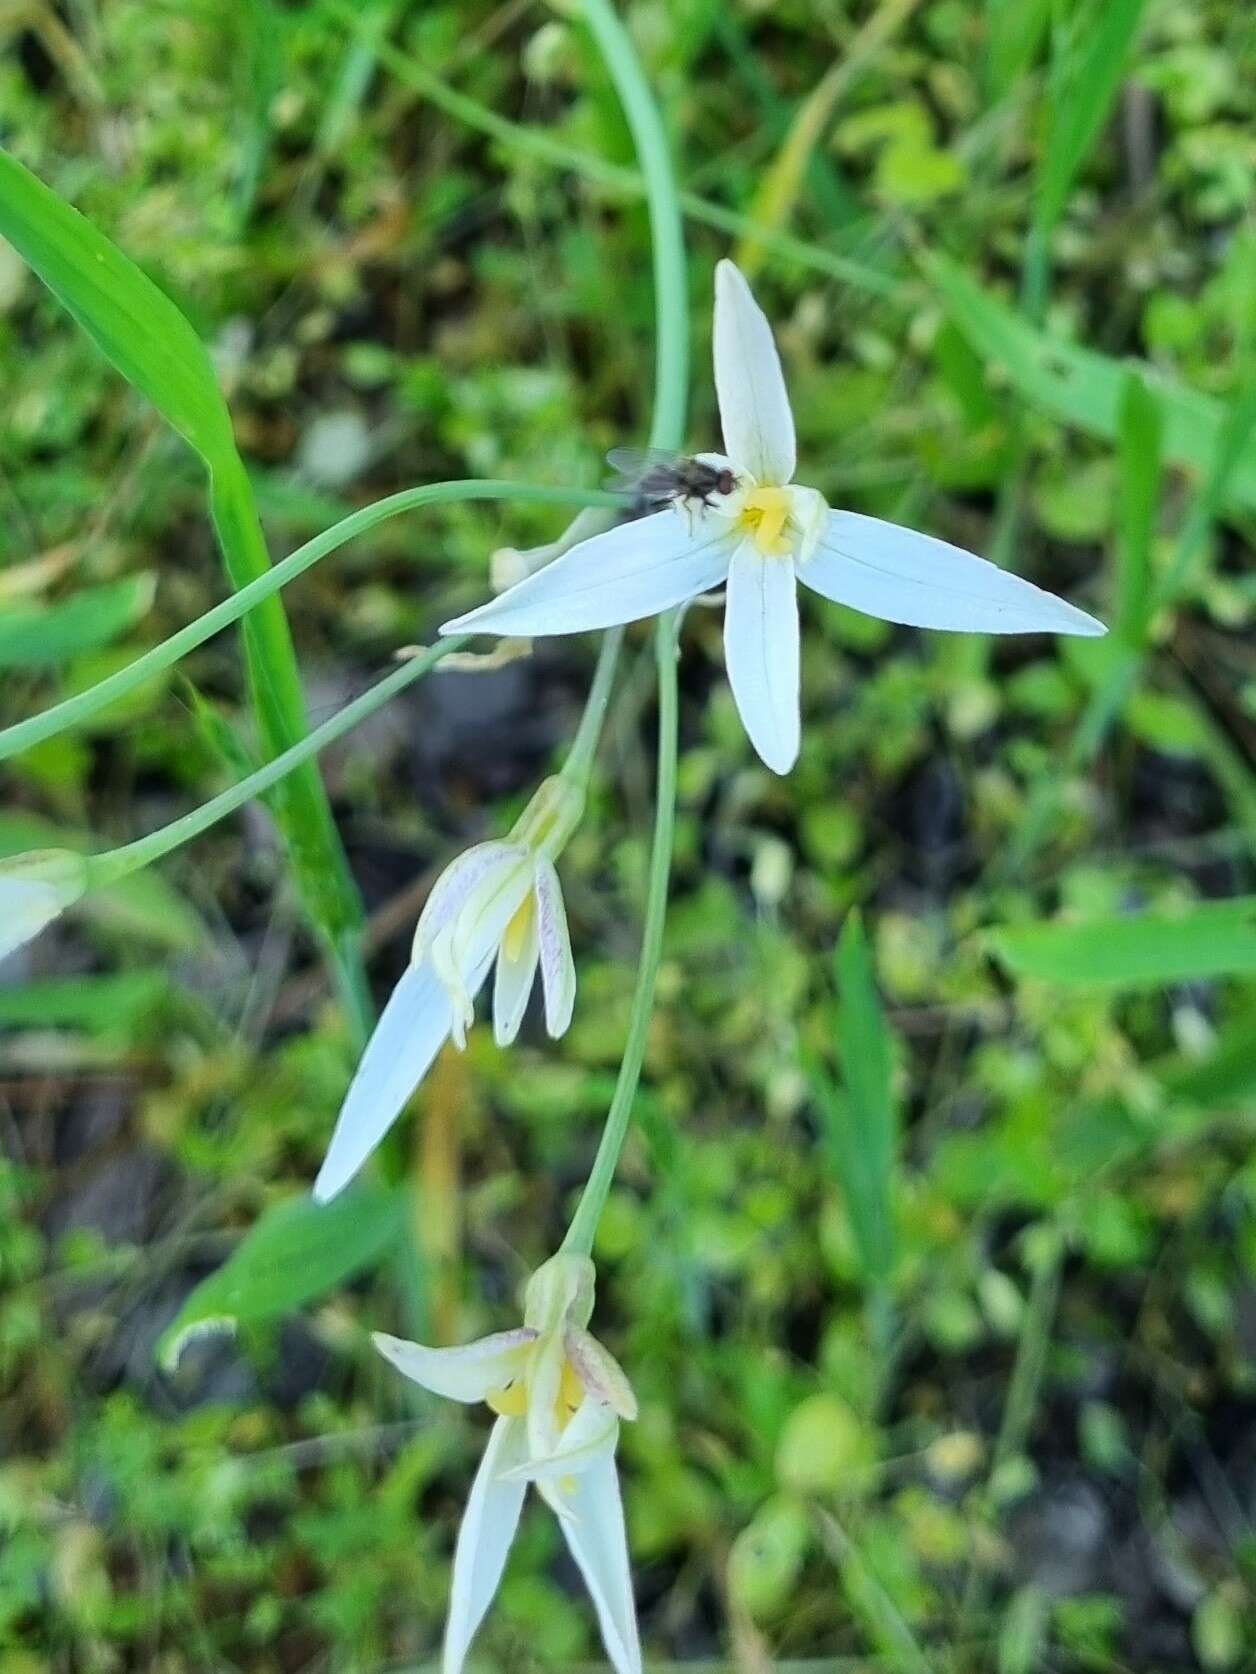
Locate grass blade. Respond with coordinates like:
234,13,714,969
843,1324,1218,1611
928,256,1256,519
157,1187,405,1372
0,146,370,1037
812,912,898,1291
1114,370,1163,645
988,897,1256,989
1036,0,1150,236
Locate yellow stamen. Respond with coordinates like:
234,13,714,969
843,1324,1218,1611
486,1381,528,1417
501,891,535,963
557,1359,584,1422
736,486,793,556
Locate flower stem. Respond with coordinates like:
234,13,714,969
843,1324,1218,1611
87,637,466,889
562,609,679,1257
562,626,624,788
0,481,623,763
579,0,688,452
556,0,689,1256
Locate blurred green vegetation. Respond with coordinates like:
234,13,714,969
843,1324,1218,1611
2,1,1255,1670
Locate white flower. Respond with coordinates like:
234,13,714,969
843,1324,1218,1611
374,1252,641,1674
314,777,582,1203
441,259,1106,774
0,849,88,960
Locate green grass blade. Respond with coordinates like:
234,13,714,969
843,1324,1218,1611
157,1186,406,1372
0,146,370,1039
1036,0,1150,236
1114,371,1163,645
0,148,235,459
813,912,898,1290
928,257,1256,518
988,897,1256,989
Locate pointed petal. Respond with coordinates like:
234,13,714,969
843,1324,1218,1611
506,1398,619,1484
555,1446,643,1674
713,259,796,486
492,901,540,1046
525,1325,567,1468
533,859,576,1038
723,542,801,774
414,841,525,959
313,963,454,1203
805,512,1108,637
373,1328,537,1403
443,1417,530,1674
440,513,734,639
565,1327,638,1419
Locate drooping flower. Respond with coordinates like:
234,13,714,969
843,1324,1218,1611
375,1252,640,1674
314,776,582,1202
440,259,1106,774
0,849,88,960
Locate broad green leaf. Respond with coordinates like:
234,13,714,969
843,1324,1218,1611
1114,372,1162,645
988,897,1256,990
814,912,898,1287
928,257,1256,518
1037,0,1150,235
0,149,235,462
0,574,155,670
158,1187,406,1371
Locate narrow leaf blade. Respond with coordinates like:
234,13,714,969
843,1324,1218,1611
0,148,234,462
158,1187,405,1371
988,898,1256,990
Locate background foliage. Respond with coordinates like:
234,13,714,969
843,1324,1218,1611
2,1,1255,1669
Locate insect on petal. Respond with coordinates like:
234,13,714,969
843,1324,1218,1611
803,512,1107,637
713,259,796,487
723,541,801,775
440,514,735,640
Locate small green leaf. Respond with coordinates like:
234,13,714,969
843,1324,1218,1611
988,897,1256,989
0,574,155,670
0,148,235,462
157,1188,406,1372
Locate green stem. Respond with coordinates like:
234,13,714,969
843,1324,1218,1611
555,0,690,1256
578,0,688,449
0,481,623,762
562,626,624,787
88,637,465,888
562,609,680,1257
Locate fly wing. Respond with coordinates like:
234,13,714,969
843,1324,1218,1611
603,445,684,490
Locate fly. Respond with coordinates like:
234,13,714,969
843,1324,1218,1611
606,447,739,518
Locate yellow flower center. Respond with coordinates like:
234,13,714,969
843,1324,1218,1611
485,1352,586,1430
736,486,793,556
501,890,535,963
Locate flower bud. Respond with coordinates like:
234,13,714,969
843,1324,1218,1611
0,849,89,958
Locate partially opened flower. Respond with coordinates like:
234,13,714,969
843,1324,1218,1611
0,849,89,960
314,776,582,1202
441,259,1106,773
375,1252,640,1674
